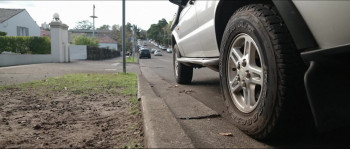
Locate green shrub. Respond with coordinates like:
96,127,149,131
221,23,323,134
0,31,7,36
0,36,51,54
73,34,99,46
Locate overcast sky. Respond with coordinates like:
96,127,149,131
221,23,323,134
0,1,178,30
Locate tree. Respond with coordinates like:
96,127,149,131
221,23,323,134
147,18,170,45
97,24,111,30
74,20,92,30
108,23,144,53
73,34,99,46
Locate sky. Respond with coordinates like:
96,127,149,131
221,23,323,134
0,1,179,30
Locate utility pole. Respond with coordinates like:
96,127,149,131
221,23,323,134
122,0,126,73
90,4,97,37
131,27,135,62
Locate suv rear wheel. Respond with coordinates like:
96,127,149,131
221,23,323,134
173,44,193,84
219,4,306,140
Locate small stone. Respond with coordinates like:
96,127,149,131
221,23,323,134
33,124,43,130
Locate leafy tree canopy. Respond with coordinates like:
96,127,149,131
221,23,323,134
97,24,111,30
73,34,99,46
147,18,171,45
74,20,93,30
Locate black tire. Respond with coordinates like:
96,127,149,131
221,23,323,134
219,4,306,140
173,44,193,84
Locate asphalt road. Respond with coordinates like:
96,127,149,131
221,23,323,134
139,41,350,148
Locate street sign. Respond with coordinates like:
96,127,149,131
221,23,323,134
131,37,134,42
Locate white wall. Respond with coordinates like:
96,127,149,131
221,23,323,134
0,10,40,36
99,43,118,51
0,21,69,67
70,45,87,60
0,54,53,67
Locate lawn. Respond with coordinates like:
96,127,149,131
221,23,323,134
126,57,138,63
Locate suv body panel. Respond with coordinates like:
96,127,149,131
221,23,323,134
294,1,350,49
173,0,350,56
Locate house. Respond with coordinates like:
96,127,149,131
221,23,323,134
0,8,40,36
98,34,118,51
40,28,50,38
69,29,118,51
40,22,50,38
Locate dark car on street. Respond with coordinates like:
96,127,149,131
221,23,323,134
139,49,151,59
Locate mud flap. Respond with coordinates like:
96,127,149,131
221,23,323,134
305,60,350,131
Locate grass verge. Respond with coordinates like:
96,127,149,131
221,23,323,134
126,57,138,63
1,73,137,96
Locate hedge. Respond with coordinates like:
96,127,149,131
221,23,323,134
0,31,6,36
0,36,51,54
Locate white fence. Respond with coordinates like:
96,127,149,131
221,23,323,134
70,45,87,60
0,54,53,67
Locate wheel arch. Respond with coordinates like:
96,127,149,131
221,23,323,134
214,0,318,52
171,35,176,48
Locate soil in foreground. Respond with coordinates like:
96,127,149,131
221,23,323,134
0,73,142,148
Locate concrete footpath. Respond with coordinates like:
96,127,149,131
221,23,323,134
138,74,195,148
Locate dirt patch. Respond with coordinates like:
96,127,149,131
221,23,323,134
0,74,142,148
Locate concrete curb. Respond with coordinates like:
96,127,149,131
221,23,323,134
138,74,195,148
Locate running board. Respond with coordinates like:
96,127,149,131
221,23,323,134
177,58,219,72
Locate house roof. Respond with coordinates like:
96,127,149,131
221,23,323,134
99,34,117,44
0,8,25,23
69,29,110,34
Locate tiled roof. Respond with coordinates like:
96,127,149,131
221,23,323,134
99,34,117,44
0,8,25,23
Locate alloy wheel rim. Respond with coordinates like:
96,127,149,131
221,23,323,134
227,33,265,113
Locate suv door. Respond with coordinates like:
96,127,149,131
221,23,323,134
194,0,220,57
175,0,204,57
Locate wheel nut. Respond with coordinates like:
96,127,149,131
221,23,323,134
236,76,240,81
242,59,247,67
237,63,241,69
242,81,246,87
246,71,251,78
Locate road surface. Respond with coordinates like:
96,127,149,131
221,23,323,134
139,41,350,148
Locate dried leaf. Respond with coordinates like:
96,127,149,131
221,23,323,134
219,132,233,136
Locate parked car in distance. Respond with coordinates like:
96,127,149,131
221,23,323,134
170,0,350,140
167,48,172,53
139,49,151,59
138,46,145,52
160,46,167,51
154,50,162,56
151,48,157,54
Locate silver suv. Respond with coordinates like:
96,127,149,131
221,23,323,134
170,0,350,140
